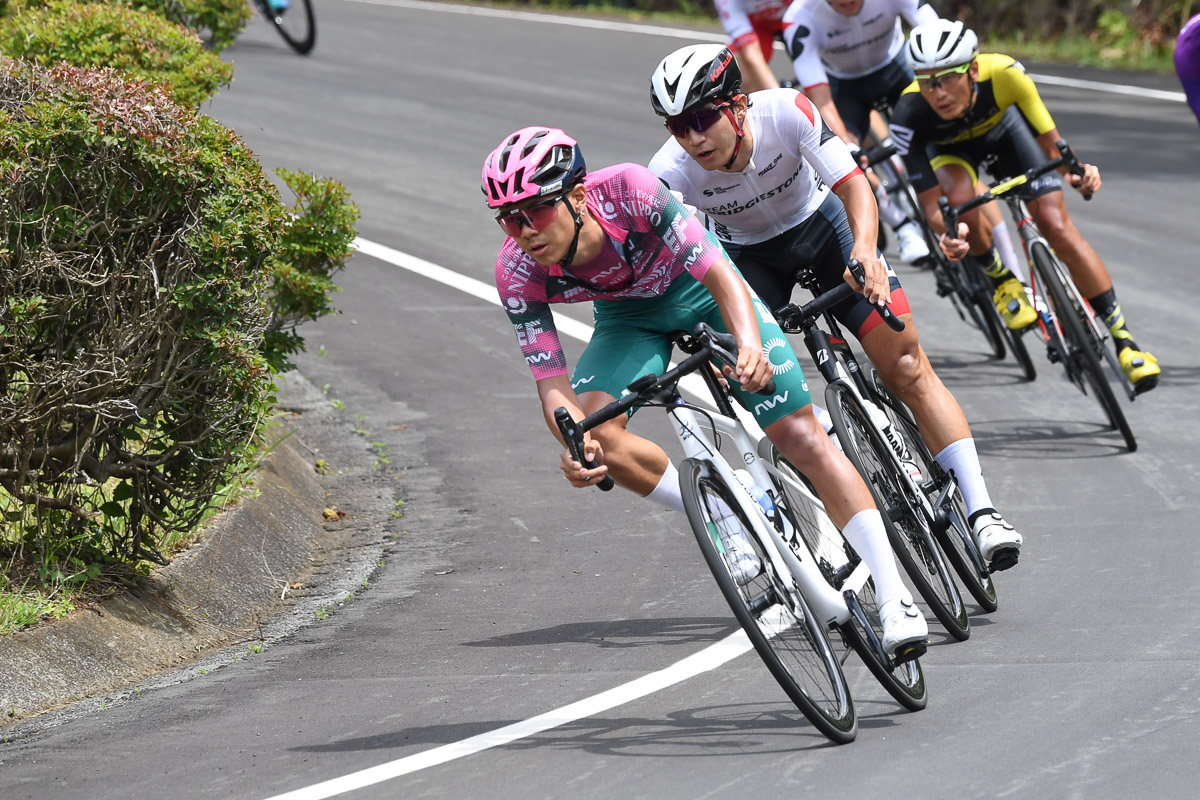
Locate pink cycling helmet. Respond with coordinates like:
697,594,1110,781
481,127,587,208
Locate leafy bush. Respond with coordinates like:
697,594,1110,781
0,58,282,569
264,170,360,373
0,0,233,106
131,0,253,54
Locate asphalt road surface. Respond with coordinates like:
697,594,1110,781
4,2,1200,798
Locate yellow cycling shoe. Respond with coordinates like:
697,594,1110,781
993,278,1037,330
1119,348,1161,394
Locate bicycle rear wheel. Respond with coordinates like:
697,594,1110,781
1004,322,1038,381
679,458,857,743
255,0,316,54
1030,244,1136,451
766,453,926,711
869,378,998,613
825,383,971,640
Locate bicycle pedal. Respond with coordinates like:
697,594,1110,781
1132,373,1159,396
1046,346,1061,364
988,547,1020,573
891,641,927,666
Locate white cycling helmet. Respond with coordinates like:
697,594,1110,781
906,19,979,70
650,43,742,118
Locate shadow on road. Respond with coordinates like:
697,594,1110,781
462,617,738,650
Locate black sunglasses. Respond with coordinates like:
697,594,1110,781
665,103,729,138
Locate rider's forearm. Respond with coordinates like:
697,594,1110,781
537,374,583,447
701,259,761,348
1036,128,1069,174
735,42,779,93
833,173,879,255
806,84,854,144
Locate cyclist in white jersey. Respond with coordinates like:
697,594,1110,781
648,44,1025,572
714,0,793,93
782,0,1024,279
781,0,936,263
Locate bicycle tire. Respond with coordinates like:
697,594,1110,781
1005,321,1038,381
679,458,857,743
825,383,971,640
1030,244,1136,451
869,377,999,613
255,0,316,54
766,452,927,711
968,286,1009,360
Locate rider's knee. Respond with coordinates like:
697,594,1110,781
768,411,830,469
877,347,928,397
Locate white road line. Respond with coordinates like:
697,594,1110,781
263,631,751,799
347,0,1187,104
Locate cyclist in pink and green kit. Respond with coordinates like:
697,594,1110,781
485,126,928,657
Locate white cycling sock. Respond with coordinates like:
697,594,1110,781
992,220,1026,283
875,183,906,229
811,402,832,434
842,508,909,605
645,461,684,513
933,438,993,517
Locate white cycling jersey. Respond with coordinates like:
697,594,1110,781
782,0,937,86
648,89,859,246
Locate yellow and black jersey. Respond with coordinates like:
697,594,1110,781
888,53,1057,192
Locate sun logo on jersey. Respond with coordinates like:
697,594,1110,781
762,338,797,375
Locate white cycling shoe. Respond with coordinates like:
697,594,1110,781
973,511,1023,572
879,597,929,662
895,220,931,265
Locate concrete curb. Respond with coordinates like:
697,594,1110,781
0,373,387,730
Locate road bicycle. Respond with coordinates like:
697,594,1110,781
862,141,1037,380
251,0,316,54
938,140,1138,452
555,324,927,744
774,271,982,640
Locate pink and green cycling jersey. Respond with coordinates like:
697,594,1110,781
495,163,726,381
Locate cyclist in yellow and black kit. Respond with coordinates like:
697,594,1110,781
888,19,1160,393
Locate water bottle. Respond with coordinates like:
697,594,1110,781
734,469,775,517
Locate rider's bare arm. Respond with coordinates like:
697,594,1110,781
734,40,780,93
700,257,772,392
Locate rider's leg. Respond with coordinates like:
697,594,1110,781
859,310,1025,569
766,408,905,600
766,407,927,648
936,160,1036,328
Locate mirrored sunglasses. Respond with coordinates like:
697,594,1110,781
495,194,564,237
665,104,727,138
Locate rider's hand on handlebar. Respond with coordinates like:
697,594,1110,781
560,435,607,488
1067,162,1101,195
939,222,970,261
725,342,774,394
846,250,891,307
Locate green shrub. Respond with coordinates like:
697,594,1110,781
0,57,282,570
264,169,360,373
131,0,253,54
0,0,233,106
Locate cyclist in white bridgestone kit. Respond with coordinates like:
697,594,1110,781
484,126,928,656
782,0,935,263
648,43,1024,572
713,0,793,93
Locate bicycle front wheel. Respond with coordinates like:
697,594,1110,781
679,458,857,743
766,450,927,711
256,0,316,54
825,383,971,640
1031,243,1136,451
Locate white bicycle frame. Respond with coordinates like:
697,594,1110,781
664,397,868,629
